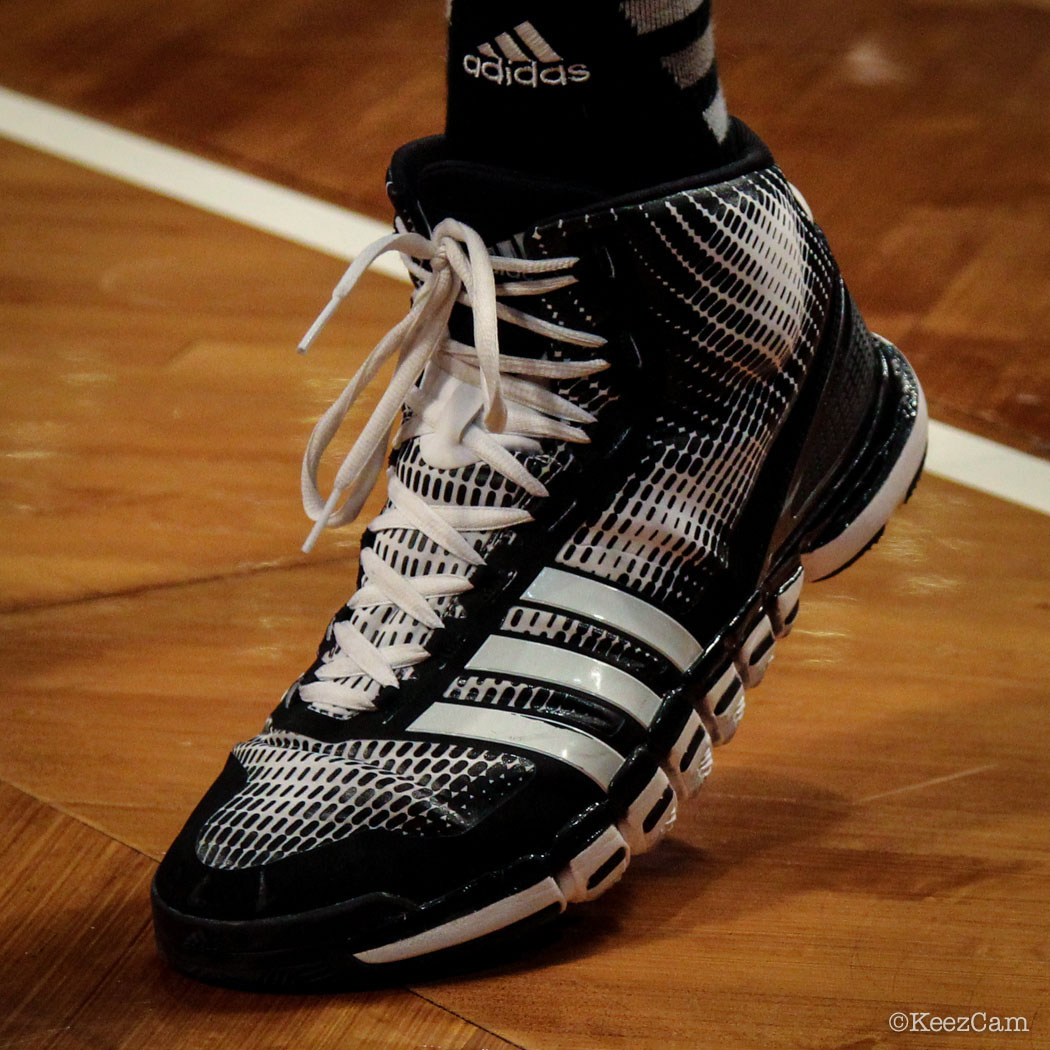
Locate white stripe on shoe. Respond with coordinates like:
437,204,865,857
408,703,624,789
522,566,704,672
466,636,664,727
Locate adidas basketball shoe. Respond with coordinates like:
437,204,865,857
152,121,927,988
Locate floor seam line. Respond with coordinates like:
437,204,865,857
0,551,354,616
0,775,161,863
407,989,532,1050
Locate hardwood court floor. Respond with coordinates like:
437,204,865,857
1,2,1049,1048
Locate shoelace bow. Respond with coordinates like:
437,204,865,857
296,217,608,713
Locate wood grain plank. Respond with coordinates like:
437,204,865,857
0,0,446,221
0,138,402,609
0,781,149,1048
0,559,364,858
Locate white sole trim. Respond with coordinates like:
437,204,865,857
618,767,675,855
770,567,804,636
555,825,630,903
665,708,712,799
698,663,746,745
803,376,929,581
353,878,564,964
735,614,776,687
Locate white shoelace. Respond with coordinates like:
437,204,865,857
296,217,608,714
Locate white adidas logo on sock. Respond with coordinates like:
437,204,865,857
463,21,590,88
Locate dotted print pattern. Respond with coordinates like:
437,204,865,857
445,673,623,737
555,168,834,606
301,439,581,717
196,734,535,870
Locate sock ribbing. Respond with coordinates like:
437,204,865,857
619,0,728,144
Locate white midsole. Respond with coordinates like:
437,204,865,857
353,878,566,964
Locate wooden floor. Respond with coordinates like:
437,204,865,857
1,2,1049,1048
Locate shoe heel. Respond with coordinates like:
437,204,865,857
802,340,927,581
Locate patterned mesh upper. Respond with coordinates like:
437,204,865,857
301,399,583,718
302,164,833,711
551,168,834,606
196,734,535,870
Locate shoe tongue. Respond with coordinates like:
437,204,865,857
389,137,604,245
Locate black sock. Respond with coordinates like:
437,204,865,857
444,0,736,194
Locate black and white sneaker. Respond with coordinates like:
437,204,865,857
152,122,927,989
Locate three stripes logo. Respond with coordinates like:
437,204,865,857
408,567,706,789
463,21,590,88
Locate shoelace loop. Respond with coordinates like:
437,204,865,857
296,217,608,713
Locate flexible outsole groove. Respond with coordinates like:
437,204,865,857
617,765,677,855
770,566,804,636
663,708,712,800
736,613,776,687
697,662,746,745
556,825,630,903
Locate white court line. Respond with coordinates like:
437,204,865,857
926,421,1050,517
1,85,1047,516
0,86,407,281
